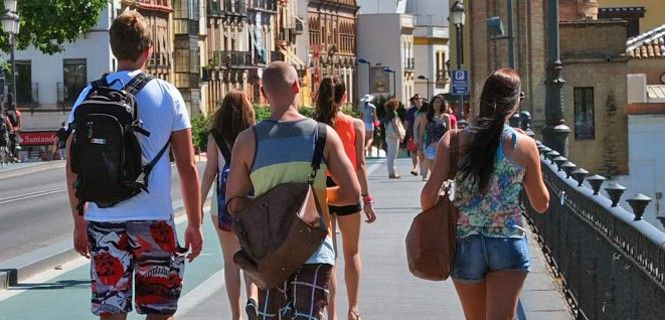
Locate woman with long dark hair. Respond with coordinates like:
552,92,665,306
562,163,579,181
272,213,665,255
315,77,377,320
200,90,258,320
412,100,429,180
421,69,549,319
418,94,451,180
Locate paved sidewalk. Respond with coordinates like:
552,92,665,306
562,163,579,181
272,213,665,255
0,158,571,319
181,158,572,319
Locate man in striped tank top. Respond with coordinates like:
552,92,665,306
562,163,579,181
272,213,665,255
226,62,361,320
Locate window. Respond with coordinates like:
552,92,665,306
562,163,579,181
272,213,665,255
63,59,87,104
15,60,32,103
574,87,595,140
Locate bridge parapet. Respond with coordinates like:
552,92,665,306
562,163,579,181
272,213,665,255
512,115,665,319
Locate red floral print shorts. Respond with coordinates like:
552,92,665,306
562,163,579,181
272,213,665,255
87,220,186,316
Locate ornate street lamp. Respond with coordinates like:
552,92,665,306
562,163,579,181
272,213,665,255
383,67,396,98
417,75,430,98
543,0,571,155
2,0,19,106
450,0,467,128
358,58,371,95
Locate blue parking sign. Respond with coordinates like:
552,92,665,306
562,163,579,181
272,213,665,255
452,69,469,95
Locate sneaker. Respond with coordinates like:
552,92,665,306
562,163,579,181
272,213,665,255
389,173,401,179
246,298,258,320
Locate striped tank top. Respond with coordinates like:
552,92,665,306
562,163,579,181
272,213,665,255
250,118,335,265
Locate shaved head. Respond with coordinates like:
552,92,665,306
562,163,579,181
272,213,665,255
263,61,299,95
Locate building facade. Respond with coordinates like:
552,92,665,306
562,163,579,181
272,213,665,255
406,0,450,99
357,13,415,102
467,0,630,175
599,0,665,36
173,0,204,115
273,0,308,105
203,0,252,114
248,0,278,104
308,0,358,104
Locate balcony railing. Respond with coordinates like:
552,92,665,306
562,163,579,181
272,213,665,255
515,114,665,319
224,0,247,15
212,50,253,68
295,18,304,34
404,57,415,70
248,0,277,12
17,83,38,105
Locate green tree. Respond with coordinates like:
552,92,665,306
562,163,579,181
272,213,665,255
1,0,107,54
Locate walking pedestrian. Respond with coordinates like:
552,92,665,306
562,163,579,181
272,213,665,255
226,61,360,320
314,76,377,320
200,90,258,320
447,102,458,130
418,95,450,181
54,122,68,160
358,94,379,156
4,94,22,162
65,11,203,319
383,98,405,179
405,94,423,176
421,68,550,319
412,100,429,180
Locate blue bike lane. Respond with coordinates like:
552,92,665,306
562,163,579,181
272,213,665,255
0,213,223,320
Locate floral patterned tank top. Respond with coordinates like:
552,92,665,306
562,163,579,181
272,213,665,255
453,126,526,239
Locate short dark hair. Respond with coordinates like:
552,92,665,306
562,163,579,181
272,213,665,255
109,11,152,62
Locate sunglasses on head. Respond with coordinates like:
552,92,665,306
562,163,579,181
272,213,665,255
519,91,525,102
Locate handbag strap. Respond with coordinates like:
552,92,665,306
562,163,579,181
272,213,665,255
211,132,232,164
308,122,327,184
447,130,460,179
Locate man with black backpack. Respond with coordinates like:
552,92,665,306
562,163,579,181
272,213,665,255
4,94,21,162
65,11,203,319
53,122,68,160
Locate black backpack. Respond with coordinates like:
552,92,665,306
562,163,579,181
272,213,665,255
70,73,170,214
0,115,7,144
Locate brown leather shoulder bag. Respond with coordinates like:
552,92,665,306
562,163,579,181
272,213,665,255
230,123,329,289
405,130,460,281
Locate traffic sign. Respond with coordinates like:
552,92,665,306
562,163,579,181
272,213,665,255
451,69,469,95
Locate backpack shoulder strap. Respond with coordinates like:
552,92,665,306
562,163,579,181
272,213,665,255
124,73,155,95
90,75,110,89
211,133,232,164
308,122,327,184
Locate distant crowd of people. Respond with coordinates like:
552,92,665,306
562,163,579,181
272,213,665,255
63,10,550,320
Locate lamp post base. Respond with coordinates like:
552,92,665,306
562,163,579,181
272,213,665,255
542,124,571,157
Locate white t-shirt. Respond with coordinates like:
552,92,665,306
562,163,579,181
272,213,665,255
67,70,191,222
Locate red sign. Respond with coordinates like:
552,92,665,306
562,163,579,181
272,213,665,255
20,131,57,146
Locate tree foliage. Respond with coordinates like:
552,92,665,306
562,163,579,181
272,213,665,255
0,0,107,55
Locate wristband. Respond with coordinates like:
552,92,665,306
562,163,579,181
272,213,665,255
363,194,374,203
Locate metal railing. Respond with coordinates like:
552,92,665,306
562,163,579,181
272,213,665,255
514,116,665,319
212,50,252,67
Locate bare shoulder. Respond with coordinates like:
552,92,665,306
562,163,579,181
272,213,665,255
352,118,364,131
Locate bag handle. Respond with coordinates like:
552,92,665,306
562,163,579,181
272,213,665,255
308,122,327,184
447,130,460,180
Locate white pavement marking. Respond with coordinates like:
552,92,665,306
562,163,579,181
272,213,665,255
0,256,89,302
0,187,67,205
0,204,210,302
174,269,226,317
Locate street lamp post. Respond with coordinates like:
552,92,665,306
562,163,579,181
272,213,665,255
417,75,431,98
2,0,19,105
383,67,396,98
358,58,371,95
451,0,467,127
543,0,570,155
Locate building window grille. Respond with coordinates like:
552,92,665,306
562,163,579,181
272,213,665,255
574,87,595,140
63,59,87,104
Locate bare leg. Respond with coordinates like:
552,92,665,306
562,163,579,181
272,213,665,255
410,148,418,173
453,280,487,320
364,130,374,156
328,217,339,320
485,271,527,320
337,213,362,319
212,215,244,320
418,150,427,179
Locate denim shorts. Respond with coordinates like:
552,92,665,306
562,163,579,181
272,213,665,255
451,234,530,283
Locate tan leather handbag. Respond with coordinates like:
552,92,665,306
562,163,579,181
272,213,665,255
230,123,329,289
405,130,460,281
